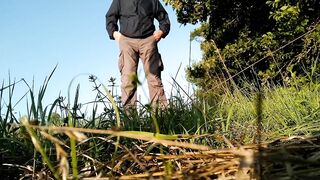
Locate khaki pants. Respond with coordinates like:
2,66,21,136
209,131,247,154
118,35,167,109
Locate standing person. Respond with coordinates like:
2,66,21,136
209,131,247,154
106,0,170,110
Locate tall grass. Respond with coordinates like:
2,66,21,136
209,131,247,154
1,66,320,179
215,82,320,144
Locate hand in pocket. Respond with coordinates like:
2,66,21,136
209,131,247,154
113,31,122,42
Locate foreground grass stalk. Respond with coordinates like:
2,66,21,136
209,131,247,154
255,91,264,179
70,87,80,179
150,109,160,135
32,149,36,178
70,137,78,179
100,78,121,175
149,107,169,176
26,125,211,150
68,111,78,179
21,117,61,180
67,74,90,179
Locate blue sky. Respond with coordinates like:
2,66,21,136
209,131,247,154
0,0,201,114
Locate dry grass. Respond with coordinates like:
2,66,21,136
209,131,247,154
110,135,320,180
20,123,320,179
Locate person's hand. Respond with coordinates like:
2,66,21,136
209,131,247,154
153,30,163,42
113,31,122,42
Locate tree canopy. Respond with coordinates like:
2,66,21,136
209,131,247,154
164,0,320,94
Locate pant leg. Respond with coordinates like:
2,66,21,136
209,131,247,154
139,35,167,108
118,36,139,108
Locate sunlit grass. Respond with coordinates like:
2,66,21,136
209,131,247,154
1,68,320,179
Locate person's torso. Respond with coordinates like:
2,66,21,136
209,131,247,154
118,0,157,38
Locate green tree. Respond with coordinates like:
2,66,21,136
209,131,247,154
165,0,320,93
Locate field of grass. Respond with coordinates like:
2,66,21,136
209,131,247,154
1,68,320,179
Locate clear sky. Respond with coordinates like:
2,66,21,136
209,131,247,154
0,0,201,115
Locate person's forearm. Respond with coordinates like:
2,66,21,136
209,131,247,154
156,2,170,38
106,0,120,40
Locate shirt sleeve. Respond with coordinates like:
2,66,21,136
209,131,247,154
106,0,120,40
155,0,171,38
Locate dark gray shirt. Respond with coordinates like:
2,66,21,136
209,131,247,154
106,0,171,40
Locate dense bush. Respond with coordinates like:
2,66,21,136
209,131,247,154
165,0,320,93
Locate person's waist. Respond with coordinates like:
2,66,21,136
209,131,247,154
120,31,153,39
